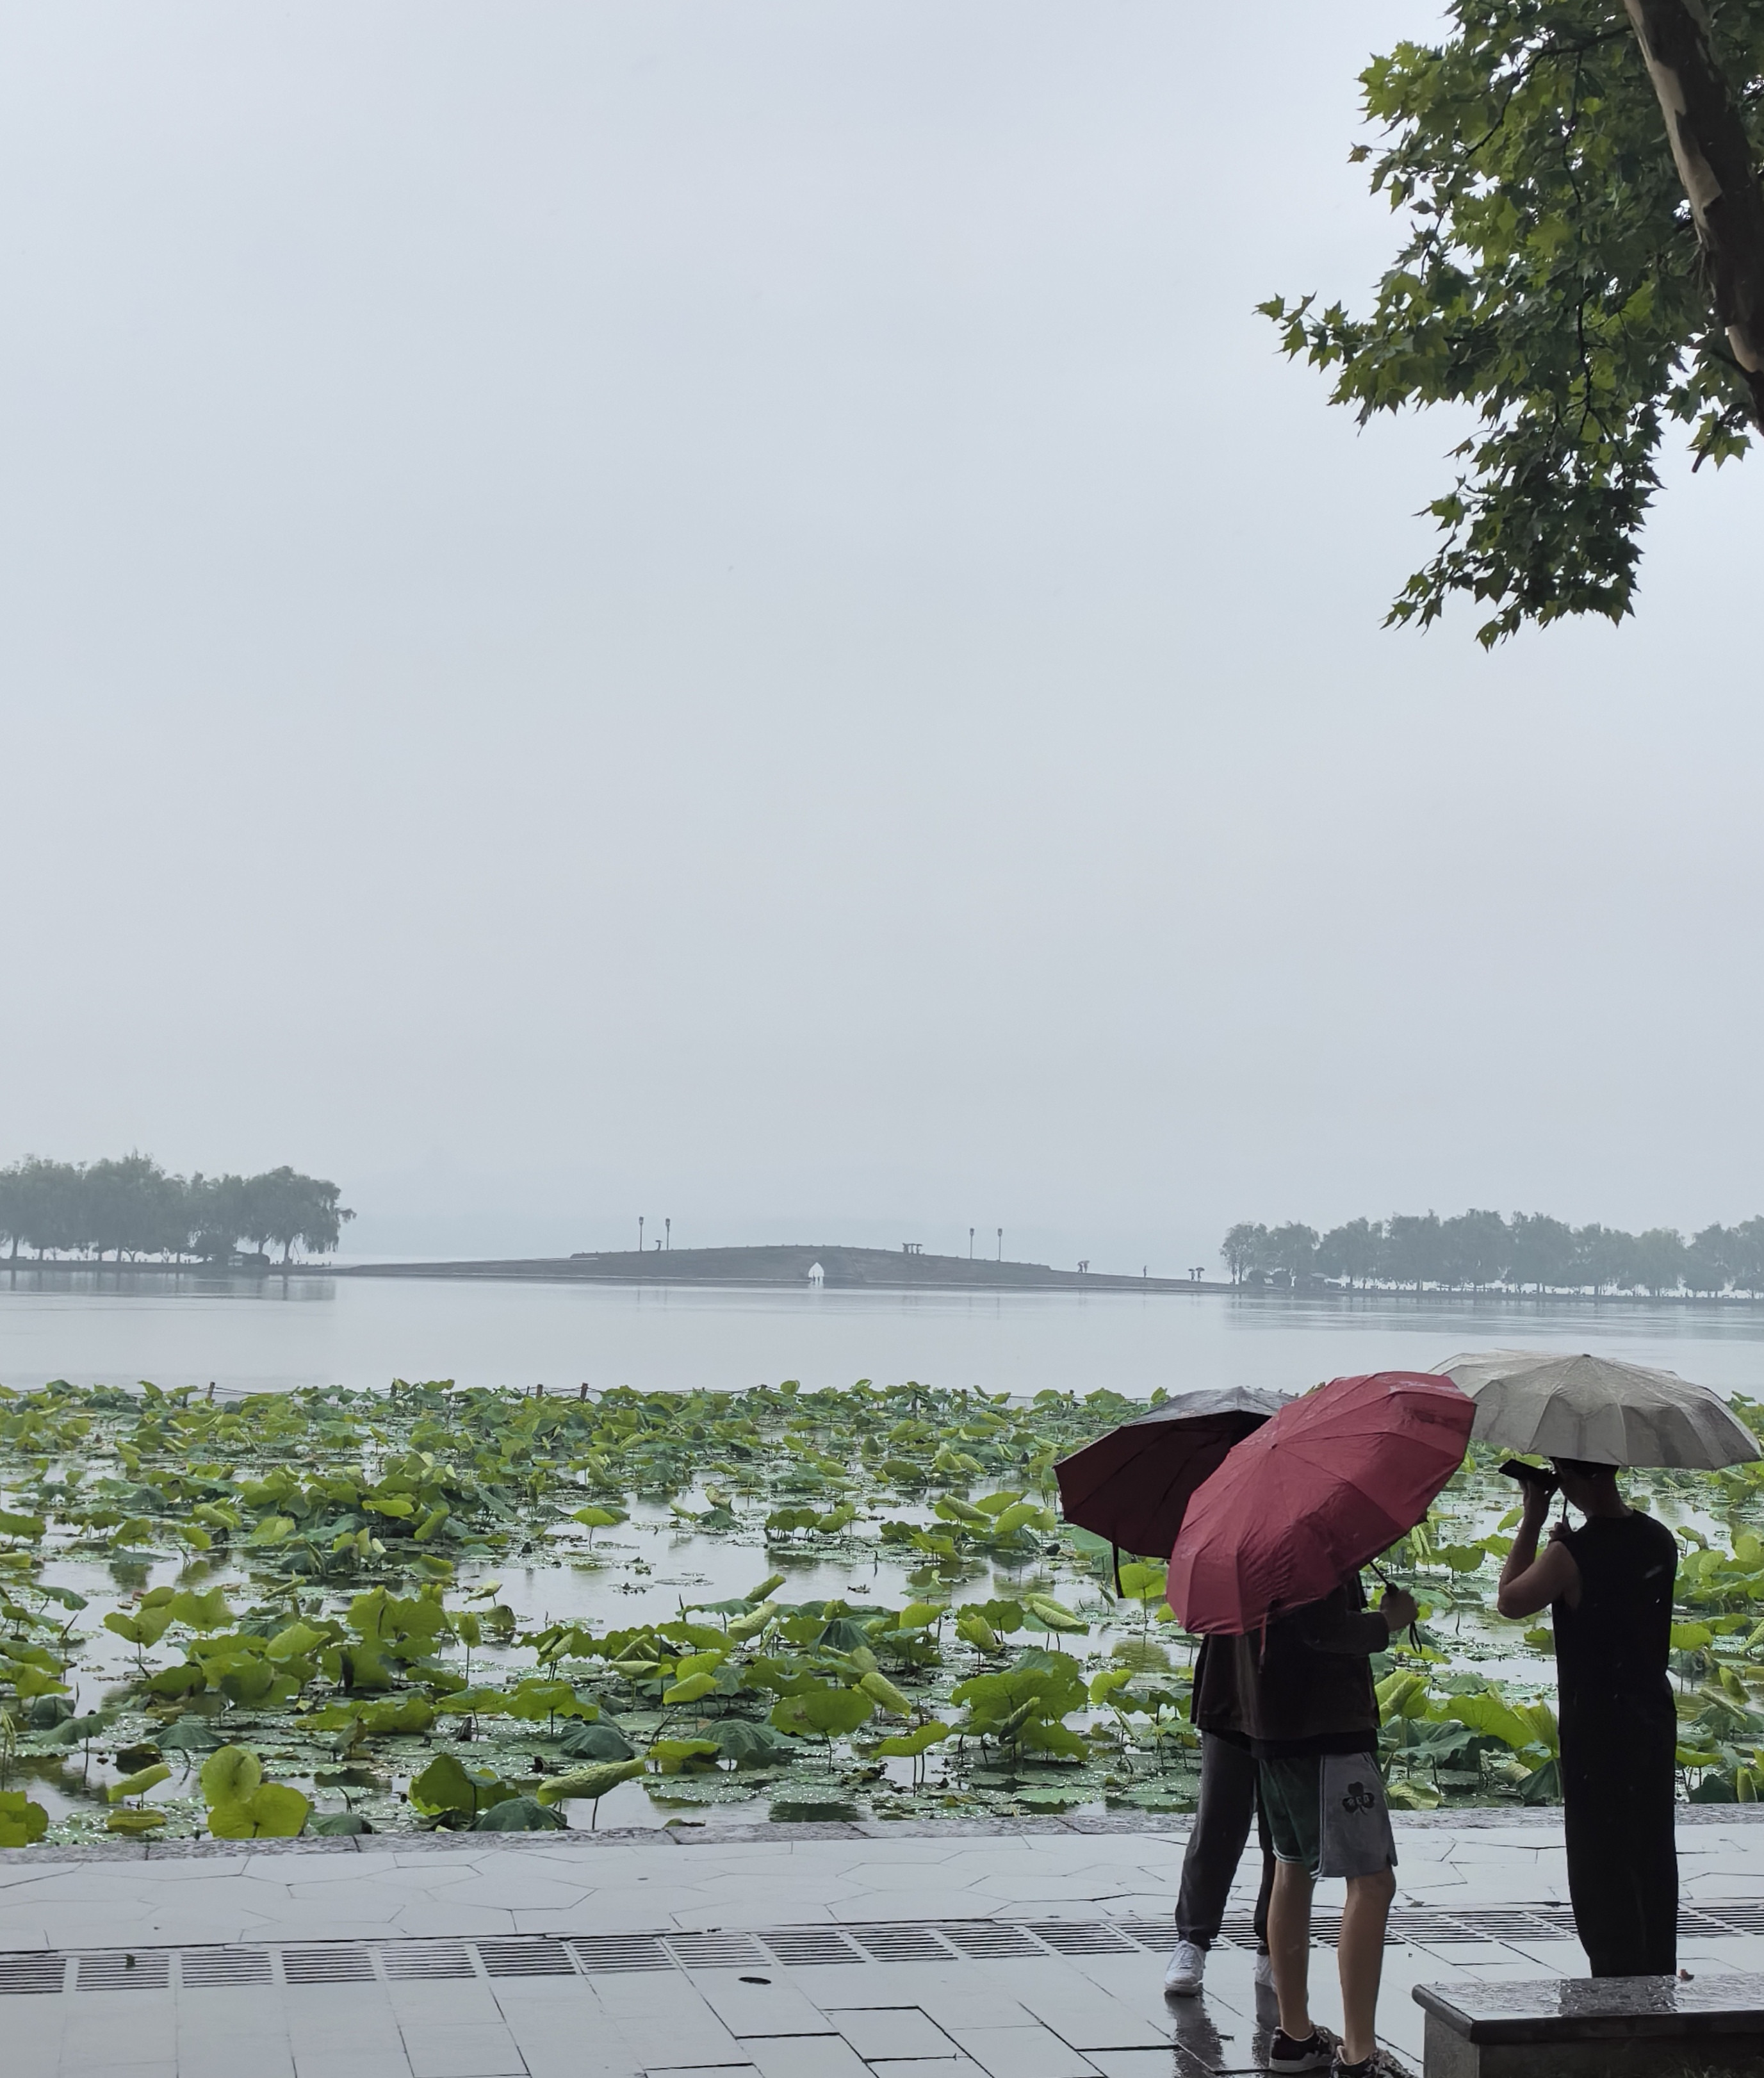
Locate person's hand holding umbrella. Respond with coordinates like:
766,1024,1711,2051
1376,1583,1419,1636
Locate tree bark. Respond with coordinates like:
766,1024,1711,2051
1624,0,1764,427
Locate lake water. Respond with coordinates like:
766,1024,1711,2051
4,1266,1764,1398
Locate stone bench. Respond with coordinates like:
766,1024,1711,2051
1416,1975,1764,2078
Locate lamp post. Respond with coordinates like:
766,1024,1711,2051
969,1227,974,1259
638,1216,644,1254
666,1218,671,1251
997,1228,1002,1262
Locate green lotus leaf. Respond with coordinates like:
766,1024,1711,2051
309,1811,373,1836
409,1753,516,1818
146,1663,207,1698
107,1763,171,1803
557,1720,635,1762
104,1607,173,1648
1022,1594,1087,1634
856,1671,913,1717
208,1783,311,1839
167,1587,237,1632
0,1792,49,1847
535,1758,646,1805
361,1693,436,1735
200,1745,263,1805
870,1721,952,1759
104,1808,167,1835
770,1687,873,1740
157,1716,222,1754
472,1795,565,1831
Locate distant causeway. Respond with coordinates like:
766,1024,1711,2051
332,1244,1224,1293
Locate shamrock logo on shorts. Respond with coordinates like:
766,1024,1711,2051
1341,1780,1376,1813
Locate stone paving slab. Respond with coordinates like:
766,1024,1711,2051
4,1813,1764,2075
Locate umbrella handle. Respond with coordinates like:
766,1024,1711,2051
1368,1558,1421,1655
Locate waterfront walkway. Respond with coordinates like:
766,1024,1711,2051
4,1809,1764,2077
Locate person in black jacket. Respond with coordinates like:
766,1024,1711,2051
1230,1575,1416,2078
1496,1458,1678,1977
1163,1637,1276,2000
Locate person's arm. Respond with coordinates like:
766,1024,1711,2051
1298,1583,1417,1653
1496,1480,1580,1618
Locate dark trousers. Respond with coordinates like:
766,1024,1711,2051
1175,1731,1275,1949
1563,1712,1678,1977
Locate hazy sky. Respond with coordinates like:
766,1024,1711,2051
3,3,1760,1273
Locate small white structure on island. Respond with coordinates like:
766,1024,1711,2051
806,1261,824,1286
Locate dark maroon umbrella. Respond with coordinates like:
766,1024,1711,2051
1055,1386,1289,1562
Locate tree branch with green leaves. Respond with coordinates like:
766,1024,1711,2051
1262,0,1764,645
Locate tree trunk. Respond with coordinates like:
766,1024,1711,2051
1624,0,1764,427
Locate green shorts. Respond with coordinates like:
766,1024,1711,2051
1258,1753,1396,1881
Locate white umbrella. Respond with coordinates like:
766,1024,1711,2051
1430,1348,1760,1469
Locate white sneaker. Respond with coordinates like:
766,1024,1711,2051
1163,1938,1206,1995
1254,1950,1275,1993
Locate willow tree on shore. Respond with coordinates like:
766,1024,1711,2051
0,1156,352,1263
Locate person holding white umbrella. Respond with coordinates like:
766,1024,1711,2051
1494,1457,1678,1977
1435,1349,1761,1981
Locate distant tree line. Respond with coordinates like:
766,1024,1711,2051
0,1155,352,1264
1221,1211,1764,1298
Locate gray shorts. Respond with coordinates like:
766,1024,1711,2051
1259,1753,1397,1881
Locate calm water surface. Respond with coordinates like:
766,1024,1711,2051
3,1268,1764,1397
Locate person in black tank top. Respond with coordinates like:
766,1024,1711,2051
1498,1458,1678,1977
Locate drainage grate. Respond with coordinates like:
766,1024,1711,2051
667,1933,769,1970
74,1951,170,1992
1680,1911,1727,1936
19,1898,1764,2004
478,1940,575,1978
1388,1913,1487,1943
759,1929,865,1967
282,1945,377,1984
938,1924,1043,1960
1701,1906,1764,1935
377,1942,477,1981
568,1935,673,1974
1028,1922,1137,1956
1115,1919,1182,1951
1446,1911,1554,1945
849,1925,956,1964
181,1947,273,1987
0,1954,68,1995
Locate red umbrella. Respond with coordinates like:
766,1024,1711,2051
1055,1387,1287,1560
1167,1370,1473,1635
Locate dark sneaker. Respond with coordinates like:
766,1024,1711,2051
1270,2031,1332,2073
1332,2058,1375,2078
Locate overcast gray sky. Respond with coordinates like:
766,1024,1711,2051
2,3,1760,1272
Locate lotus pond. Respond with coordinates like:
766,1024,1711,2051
1,1375,1763,1848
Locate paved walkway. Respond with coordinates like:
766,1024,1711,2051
4,1810,1764,2077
